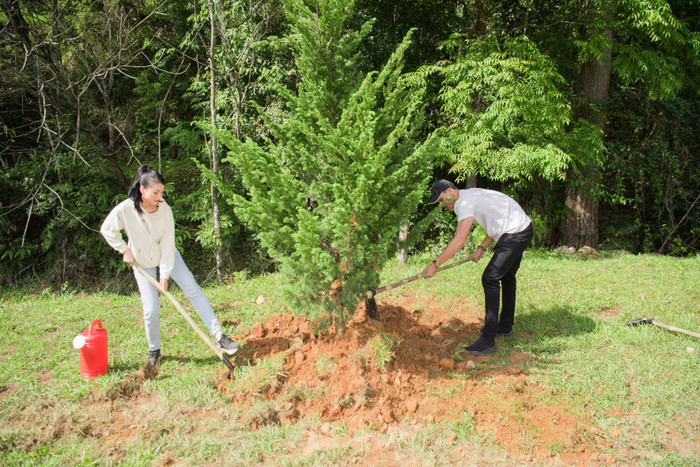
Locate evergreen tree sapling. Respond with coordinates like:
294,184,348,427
217,0,435,333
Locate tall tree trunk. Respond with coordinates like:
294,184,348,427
208,0,224,282
465,0,486,189
475,0,486,39
397,224,408,265
563,2,612,248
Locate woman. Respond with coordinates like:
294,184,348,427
101,165,239,367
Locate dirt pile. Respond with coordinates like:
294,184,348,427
219,298,608,462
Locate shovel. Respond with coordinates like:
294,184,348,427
625,317,700,339
364,257,474,321
134,264,236,376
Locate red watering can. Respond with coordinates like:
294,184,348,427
72,320,108,378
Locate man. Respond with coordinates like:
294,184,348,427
422,180,533,356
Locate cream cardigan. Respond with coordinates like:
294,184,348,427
100,198,176,279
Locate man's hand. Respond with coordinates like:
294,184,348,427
471,246,485,263
122,248,135,265
159,277,168,293
422,261,438,278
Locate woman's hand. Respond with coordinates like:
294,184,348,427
159,277,168,293
122,248,135,265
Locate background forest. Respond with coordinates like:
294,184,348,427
1,0,698,291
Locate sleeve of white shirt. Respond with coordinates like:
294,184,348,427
100,204,128,254
159,205,176,280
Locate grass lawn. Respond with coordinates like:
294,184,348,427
1,251,698,465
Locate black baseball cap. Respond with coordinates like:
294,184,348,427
428,179,457,204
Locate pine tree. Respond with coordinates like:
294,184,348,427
217,0,435,333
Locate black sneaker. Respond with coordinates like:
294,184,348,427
147,349,161,366
464,336,497,356
498,329,515,338
217,335,240,356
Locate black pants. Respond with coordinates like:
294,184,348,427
481,223,533,337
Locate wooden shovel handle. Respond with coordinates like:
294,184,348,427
653,321,700,339
367,257,474,298
133,264,225,360
628,317,700,340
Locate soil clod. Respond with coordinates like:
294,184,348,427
142,361,159,380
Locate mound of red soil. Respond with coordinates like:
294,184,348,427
219,298,608,462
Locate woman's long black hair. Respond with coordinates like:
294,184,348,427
128,165,166,215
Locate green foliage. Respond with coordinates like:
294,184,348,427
0,152,126,288
402,201,448,252
216,0,434,331
133,0,290,276
591,0,700,254
1,0,699,290
558,119,606,173
613,0,696,100
602,85,699,254
411,35,573,183
178,0,287,135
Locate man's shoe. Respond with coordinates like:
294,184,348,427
498,329,515,338
147,349,161,366
217,335,240,356
464,336,497,356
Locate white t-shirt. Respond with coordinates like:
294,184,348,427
100,198,176,278
453,188,531,242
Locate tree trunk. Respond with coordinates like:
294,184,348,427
564,181,599,248
475,0,486,39
208,0,224,282
563,2,612,248
465,0,485,189
397,224,408,265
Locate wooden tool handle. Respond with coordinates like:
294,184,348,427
653,321,700,339
370,257,474,297
134,264,224,359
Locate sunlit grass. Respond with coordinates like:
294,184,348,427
0,251,698,465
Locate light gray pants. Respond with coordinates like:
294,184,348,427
133,250,222,351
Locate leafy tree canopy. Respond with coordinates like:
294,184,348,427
411,35,577,183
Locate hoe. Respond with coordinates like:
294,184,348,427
625,317,700,339
364,257,474,321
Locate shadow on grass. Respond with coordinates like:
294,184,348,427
108,361,144,373
109,353,233,374
508,305,597,359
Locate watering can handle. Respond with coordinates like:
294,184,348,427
88,320,103,336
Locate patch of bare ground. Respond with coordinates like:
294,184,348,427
596,307,624,319
604,411,700,464
1,363,204,465
219,298,612,464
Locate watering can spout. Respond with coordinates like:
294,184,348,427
72,335,86,349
